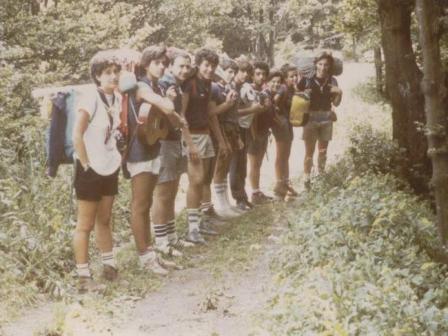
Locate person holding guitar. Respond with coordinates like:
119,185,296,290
182,48,228,245
152,49,195,256
126,45,185,274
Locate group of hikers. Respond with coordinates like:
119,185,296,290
70,45,343,292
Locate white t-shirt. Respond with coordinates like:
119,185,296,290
238,83,258,129
76,90,122,176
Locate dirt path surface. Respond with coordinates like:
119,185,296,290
2,62,375,336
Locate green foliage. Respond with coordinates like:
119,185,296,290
260,172,448,335
348,124,407,177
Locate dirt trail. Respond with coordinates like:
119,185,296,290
2,62,375,336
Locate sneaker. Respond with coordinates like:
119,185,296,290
169,238,195,249
155,243,183,258
199,219,219,236
185,228,207,245
243,199,254,209
203,214,227,226
251,191,274,205
229,205,247,214
236,200,251,211
204,206,227,221
273,182,288,200
102,265,118,281
286,183,298,197
157,254,179,270
141,254,169,276
77,277,106,294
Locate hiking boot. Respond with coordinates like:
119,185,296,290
102,265,118,281
77,277,106,294
251,191,274,205
185,228,207,245
199,219,219,236
155,243,183,258
141,254,169,276
169,238,195,249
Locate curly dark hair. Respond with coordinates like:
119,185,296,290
268,70,283,82
195,48,219,67
90,50,121,86
236,59,254,76
280,63,297,78
253,60,270,76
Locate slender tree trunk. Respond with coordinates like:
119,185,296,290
378,0,429,192
374,46,383,94
416,0,448,245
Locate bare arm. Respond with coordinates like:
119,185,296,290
208,101,226,147
73,109,90,169
331,86,343,106
180,92,199,162
238,102,265,116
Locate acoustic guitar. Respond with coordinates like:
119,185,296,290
137,103,169,146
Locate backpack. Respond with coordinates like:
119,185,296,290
289,78,311,127
43,84,96,177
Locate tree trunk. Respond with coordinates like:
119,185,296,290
374,46,383,94
378,0,429,192
416,0,448,245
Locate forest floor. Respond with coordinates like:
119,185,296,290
2,61,389,336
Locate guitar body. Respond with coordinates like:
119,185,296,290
137,103,169,146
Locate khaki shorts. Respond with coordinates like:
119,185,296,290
127,156,162,178
302,120,333,142
157,140,187,184
187,133,215,159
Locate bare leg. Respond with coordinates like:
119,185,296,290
94,195,115,253
74,200,98,264
130,173,158,254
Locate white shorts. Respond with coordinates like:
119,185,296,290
126,156,162,178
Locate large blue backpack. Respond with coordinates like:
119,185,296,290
42,85,96,177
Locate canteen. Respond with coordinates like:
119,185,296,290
289,92,310,127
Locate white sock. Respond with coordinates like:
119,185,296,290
187,209,200,232
76,263,91,278
200,202,212,213
101,251,117,269
214,183,228,209
166,219,178,242
223,179,235,208
252,188,260,194
153,223,169,247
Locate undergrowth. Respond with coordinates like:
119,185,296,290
260,146,448,335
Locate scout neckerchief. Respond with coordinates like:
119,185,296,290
97,88,116,145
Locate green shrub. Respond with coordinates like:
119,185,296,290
261,172,448,335
347,124,408,179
